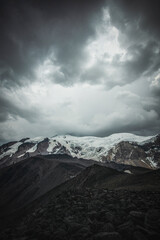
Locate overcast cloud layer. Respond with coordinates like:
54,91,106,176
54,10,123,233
0,0,160,144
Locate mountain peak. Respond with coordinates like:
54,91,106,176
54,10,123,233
0,133,159,169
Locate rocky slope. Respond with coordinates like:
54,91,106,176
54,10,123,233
2,189,160,240
0,164,160,240
0,133,160,169
0,154,95,215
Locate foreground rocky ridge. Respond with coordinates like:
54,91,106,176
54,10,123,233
0,133,160,169
0,164,160,240
1,188,160,240
0,158,154,218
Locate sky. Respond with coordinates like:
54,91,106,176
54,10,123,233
0,0,160,144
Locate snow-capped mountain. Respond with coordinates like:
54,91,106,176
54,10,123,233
0,133,160,169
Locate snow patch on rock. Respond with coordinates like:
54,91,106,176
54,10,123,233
26,144,38,153
0,142,22,160
124,170,132,174
146,156,157,168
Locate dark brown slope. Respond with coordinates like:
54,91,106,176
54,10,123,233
0,154,95,215
44,164,159,193
23,164,159,212
0,153,148,218
66,164,160,191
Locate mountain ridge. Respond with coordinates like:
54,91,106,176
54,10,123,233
0,133,159,169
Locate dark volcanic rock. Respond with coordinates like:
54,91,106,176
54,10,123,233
1,189,160,240
145,209,160,231
133,230,148,240
117,220,134,239
93,231,121,240
130,211,145,225
102,222,115,232
0,164,160,240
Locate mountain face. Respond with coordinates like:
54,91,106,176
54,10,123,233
0,133,160,169
0,154,95,215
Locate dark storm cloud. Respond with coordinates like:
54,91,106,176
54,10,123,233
108,0,160,81
112,41,160,85
125,42,160,76
108,0,160,37
80,39,160,88
1,0,159,87
0,94,39,122
94,120,160,137
0,0,106,87
0,0,160,143
77,0,160,88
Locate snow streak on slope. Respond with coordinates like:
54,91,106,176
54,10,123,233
0,142,22,160
26,144,38,153
25,137,45,153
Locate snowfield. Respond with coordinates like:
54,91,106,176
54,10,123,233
46,133,154,160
